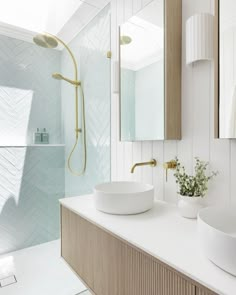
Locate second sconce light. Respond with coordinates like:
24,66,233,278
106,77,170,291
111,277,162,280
186,13,214,65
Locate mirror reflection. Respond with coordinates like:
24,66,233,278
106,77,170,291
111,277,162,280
219,0,236,138
120,0,164,141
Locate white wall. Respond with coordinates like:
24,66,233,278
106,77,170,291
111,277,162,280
111,0,235,207
0,0,49,33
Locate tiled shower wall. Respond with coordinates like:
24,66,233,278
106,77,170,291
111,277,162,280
0,147,64,254
111,0,236,207
0,35,64,254
0,35,62,144
61,5,111,196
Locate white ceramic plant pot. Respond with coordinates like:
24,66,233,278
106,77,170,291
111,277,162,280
178,195,203,219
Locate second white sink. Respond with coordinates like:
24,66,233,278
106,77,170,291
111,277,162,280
198,206,236,276
94,181,154,215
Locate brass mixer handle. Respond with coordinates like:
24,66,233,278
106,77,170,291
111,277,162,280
163,160,177,181
75,128,82,133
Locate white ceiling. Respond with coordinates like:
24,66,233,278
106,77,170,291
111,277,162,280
120,0,164,71
0,0,110,45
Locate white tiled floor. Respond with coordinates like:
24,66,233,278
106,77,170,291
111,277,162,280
0,240,87,295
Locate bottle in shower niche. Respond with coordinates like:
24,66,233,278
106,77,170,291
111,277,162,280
33,128,42,144
42,128,49,144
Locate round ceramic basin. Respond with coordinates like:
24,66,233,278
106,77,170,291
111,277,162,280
198,206,236,276
94,181,154,215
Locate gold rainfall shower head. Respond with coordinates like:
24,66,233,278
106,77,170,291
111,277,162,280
33,33,58,48
33,32,87,176
33,34,81,87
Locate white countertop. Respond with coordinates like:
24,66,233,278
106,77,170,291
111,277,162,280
60,195,236,295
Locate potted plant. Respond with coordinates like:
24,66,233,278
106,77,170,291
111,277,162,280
174,157,218,219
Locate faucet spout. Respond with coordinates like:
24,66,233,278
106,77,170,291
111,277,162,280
131,159,157,173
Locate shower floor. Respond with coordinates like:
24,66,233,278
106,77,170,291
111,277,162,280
0,240,88,295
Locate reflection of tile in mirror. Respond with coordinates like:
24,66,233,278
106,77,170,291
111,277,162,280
120,0,165,141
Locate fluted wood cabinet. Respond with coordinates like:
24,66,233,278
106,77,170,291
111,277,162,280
61,206,218,295
196,289,218,295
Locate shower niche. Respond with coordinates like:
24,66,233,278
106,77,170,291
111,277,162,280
119,0,182,141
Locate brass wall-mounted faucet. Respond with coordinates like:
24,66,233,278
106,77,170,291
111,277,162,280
163,160,177,181
131,159,157,173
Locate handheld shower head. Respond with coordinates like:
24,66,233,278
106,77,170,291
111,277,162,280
52,72,81,86
52,72,63,80
33,33,58,48
33,32,86,176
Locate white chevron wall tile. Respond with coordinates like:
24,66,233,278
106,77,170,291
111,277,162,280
0,147,65,255
0,34,62,144
0,6,110,253
0,87,33,145
62,5,111,197
0,34,65,254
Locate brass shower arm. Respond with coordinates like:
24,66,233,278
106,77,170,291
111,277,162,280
33,32,87,176
50,34,87,176
45,33,78,80
44,33,82,152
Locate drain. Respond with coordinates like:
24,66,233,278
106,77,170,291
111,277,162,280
0,275,17,288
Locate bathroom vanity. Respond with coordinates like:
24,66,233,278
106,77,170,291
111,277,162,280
60,196,236,295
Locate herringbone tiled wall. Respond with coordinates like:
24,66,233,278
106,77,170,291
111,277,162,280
0,35,64,254
0,34,62,144
0,5,111,254
61,5,111,196
0,147,65,254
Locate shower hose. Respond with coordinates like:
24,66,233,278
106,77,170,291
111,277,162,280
67,84,87,176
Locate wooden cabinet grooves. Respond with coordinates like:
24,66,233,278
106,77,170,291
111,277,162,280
61,206,217,295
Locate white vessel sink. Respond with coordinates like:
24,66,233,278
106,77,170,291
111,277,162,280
94,181,154,215
198,206,236,276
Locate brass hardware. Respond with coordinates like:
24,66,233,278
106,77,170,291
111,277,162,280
131,159,157,173
120,35,132,45
163,160,177,182
107,51,112,58
33,33,87,176
52,73,81,86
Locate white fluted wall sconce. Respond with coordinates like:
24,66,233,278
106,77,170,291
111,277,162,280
186,13,214,65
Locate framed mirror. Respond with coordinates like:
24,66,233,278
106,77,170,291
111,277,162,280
119,0,182,142
216,0,236,138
